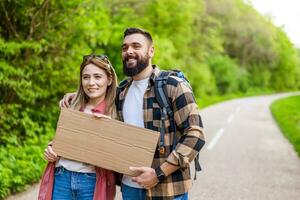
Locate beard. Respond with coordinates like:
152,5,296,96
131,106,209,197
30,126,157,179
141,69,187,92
122,54,150,77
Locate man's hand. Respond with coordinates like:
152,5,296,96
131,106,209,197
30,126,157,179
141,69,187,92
44,143,59,162
59,92,76,108
130,166,159,189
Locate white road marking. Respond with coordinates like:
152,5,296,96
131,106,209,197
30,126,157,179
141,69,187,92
207,106,241,150
227,114,234,124
207,128,225,150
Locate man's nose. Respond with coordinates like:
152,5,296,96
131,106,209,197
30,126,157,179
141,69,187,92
126,46,134,54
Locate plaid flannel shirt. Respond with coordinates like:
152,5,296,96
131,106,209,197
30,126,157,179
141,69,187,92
116,66,205,200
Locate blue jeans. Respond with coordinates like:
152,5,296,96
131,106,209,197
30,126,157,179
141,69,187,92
174,192,188,200
121,183,146,200
52,167,96,200
121,183,188,200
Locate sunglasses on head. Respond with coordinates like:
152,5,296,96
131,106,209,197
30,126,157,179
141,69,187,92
82,54,110,64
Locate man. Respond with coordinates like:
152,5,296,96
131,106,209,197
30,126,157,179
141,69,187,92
59,27,205,200
117,27,205,200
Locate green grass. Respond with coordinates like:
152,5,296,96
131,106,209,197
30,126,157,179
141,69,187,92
271,95,300,157
197,88,275,108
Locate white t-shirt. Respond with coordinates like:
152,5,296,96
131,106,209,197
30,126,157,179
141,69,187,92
122,78,149,188
56,108,95,173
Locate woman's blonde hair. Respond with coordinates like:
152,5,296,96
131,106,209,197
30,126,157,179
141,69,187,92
71,54,118,117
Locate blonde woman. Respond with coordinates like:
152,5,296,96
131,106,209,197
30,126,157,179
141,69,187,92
39,54,117,200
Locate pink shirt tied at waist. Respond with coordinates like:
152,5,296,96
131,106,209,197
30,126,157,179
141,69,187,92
38,100,116,200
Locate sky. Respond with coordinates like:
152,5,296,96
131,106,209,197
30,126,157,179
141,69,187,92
246,0,300,48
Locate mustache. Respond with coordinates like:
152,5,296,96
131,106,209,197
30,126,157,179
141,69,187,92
124,55,138,62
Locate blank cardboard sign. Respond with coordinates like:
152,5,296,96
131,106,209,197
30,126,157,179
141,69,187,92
52,108,159,176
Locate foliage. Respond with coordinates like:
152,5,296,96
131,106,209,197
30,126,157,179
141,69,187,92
205,0,300,91
0,136,52,198
207,55,240,94
271,30,300,90
271,95,300,157
0,0,300,198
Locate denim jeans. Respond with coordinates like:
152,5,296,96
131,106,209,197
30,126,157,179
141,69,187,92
121,183,188,200
174,192,188,200
52,167,96,200
121,183,146,200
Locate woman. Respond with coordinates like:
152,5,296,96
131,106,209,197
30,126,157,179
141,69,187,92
38,54,118,200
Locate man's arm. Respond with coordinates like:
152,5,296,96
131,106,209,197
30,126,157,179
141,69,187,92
165,77,205,169
131,77,205,189
130,162,179,189
130,129,203,189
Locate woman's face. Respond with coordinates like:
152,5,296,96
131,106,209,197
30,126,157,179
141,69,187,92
81,63,111,103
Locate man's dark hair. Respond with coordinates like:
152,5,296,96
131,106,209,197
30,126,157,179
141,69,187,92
123,27,153,44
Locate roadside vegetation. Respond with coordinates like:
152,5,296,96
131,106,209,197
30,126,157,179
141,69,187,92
271,95,300,157
1,0,300,198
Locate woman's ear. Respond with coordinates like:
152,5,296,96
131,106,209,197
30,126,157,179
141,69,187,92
107,76,112,86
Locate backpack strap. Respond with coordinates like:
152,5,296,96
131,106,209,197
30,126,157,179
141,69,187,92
154,71,177,154
193,153,201,180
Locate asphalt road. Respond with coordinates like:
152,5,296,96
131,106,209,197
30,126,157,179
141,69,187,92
189,93,300,200
6,93,300,200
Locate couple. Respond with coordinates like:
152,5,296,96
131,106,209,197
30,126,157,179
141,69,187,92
39,27,205,200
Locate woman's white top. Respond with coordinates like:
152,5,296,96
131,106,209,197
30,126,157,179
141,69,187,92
56,108,95,173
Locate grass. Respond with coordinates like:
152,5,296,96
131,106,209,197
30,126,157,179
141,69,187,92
197,88,275,108
270,95,300,157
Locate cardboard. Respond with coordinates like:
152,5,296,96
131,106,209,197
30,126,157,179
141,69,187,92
52,107,160,176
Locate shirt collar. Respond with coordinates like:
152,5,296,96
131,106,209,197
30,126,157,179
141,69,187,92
80,100,106,114
149,65,160,85
91,100,106,114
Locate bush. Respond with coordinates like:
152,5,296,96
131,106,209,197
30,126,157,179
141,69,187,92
0,134,53,199
207,55,240,94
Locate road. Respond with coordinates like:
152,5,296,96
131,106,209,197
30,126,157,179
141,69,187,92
189,93,300,200
7,93,300,200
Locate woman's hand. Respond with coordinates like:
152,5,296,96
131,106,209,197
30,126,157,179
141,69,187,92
44,142,59,162
59,92,76,108
93,113,112,119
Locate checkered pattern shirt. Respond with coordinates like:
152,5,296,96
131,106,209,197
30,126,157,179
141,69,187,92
116,66,205,200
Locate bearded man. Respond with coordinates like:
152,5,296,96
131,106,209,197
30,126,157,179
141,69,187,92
117,27,205,200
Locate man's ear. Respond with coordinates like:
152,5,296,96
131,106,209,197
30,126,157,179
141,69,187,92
148,45,154,58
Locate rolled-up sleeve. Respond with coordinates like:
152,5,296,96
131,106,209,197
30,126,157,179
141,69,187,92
166,77,205,168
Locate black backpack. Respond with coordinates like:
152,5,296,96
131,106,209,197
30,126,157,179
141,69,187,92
116,69,201,179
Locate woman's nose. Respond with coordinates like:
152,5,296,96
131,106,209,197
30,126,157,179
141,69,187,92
88,77,95,85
